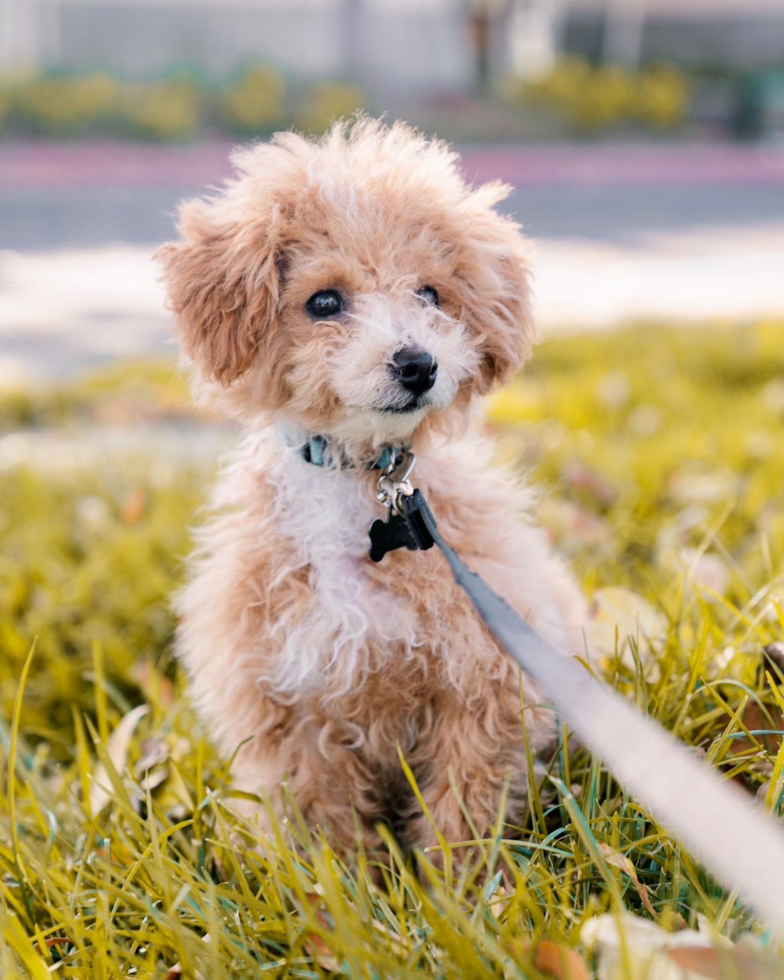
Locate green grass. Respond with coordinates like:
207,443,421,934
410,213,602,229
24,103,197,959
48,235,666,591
1,322,784,977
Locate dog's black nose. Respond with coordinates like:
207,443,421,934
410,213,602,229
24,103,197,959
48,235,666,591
391,346,438,397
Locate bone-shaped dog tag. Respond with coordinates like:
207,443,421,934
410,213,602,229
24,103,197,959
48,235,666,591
368,508,419,562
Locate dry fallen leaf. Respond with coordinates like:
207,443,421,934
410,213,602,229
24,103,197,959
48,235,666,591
90,704,149,813
580,913,742,980
33,937,71,952
303,893,341,972
586,586,667,678
763,643,784,674
305,931,341,973
598,843,658,918
370,919,408,958
669,469,742,506
737,700,784,764
514,939,591,980
562,460,618,507
133,660,175,710
167,933,210,979
120,487,146,524
94,839,136,867
678,548,731,596
135,737,170,776
538,497,612,548
666,945,777,980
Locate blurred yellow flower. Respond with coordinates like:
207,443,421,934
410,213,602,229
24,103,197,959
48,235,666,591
635,66,690,128
222,66,286,133
296,81,367,135
121,80,201,141
517,57,690,132
11,73,120,135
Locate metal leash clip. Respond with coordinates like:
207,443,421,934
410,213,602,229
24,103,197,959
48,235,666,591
375,449,416,515
369,450,435,562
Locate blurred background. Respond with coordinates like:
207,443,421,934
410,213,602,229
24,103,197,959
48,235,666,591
2,8,784,970
1,1,784,947
1,0,783,380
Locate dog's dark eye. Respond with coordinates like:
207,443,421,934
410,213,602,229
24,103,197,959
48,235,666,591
306,289,344,319
417,285,439,307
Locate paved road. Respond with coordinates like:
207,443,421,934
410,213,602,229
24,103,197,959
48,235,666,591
3,181,784,250
2,141,784,249
1,141,783,379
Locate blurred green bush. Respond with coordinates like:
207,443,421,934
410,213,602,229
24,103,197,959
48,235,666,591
0,60,691,141
0,85,11,132
0,68,370,141
120,78,202,141
515,57,690,132
221,65,286,134
7,72,120,136
295,80,367,135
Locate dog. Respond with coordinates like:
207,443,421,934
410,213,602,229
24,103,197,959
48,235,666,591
157,118,586,861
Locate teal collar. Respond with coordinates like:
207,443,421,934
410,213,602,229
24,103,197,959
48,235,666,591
297,435,402,471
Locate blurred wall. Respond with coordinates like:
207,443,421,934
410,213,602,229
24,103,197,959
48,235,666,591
31,0,477,98
0,0,58,72
3,0,783,100
563,0,784,69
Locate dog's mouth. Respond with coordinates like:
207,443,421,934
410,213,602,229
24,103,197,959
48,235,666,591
375,397,427,415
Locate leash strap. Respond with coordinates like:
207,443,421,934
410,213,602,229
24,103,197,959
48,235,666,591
390,482,784,934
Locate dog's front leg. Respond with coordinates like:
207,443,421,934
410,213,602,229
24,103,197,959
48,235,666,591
404,680,552,871
272,720,391,863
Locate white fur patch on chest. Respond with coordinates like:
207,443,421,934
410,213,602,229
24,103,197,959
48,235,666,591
259,442,421,700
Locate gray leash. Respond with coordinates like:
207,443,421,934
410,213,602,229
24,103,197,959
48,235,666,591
373,451,784,935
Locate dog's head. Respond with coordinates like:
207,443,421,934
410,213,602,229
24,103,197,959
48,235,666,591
158,118,534,449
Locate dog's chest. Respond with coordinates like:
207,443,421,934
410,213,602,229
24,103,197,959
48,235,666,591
266,457,421,695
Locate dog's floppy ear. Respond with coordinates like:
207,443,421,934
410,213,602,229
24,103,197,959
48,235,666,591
458,183,535,394
157,198,280,385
